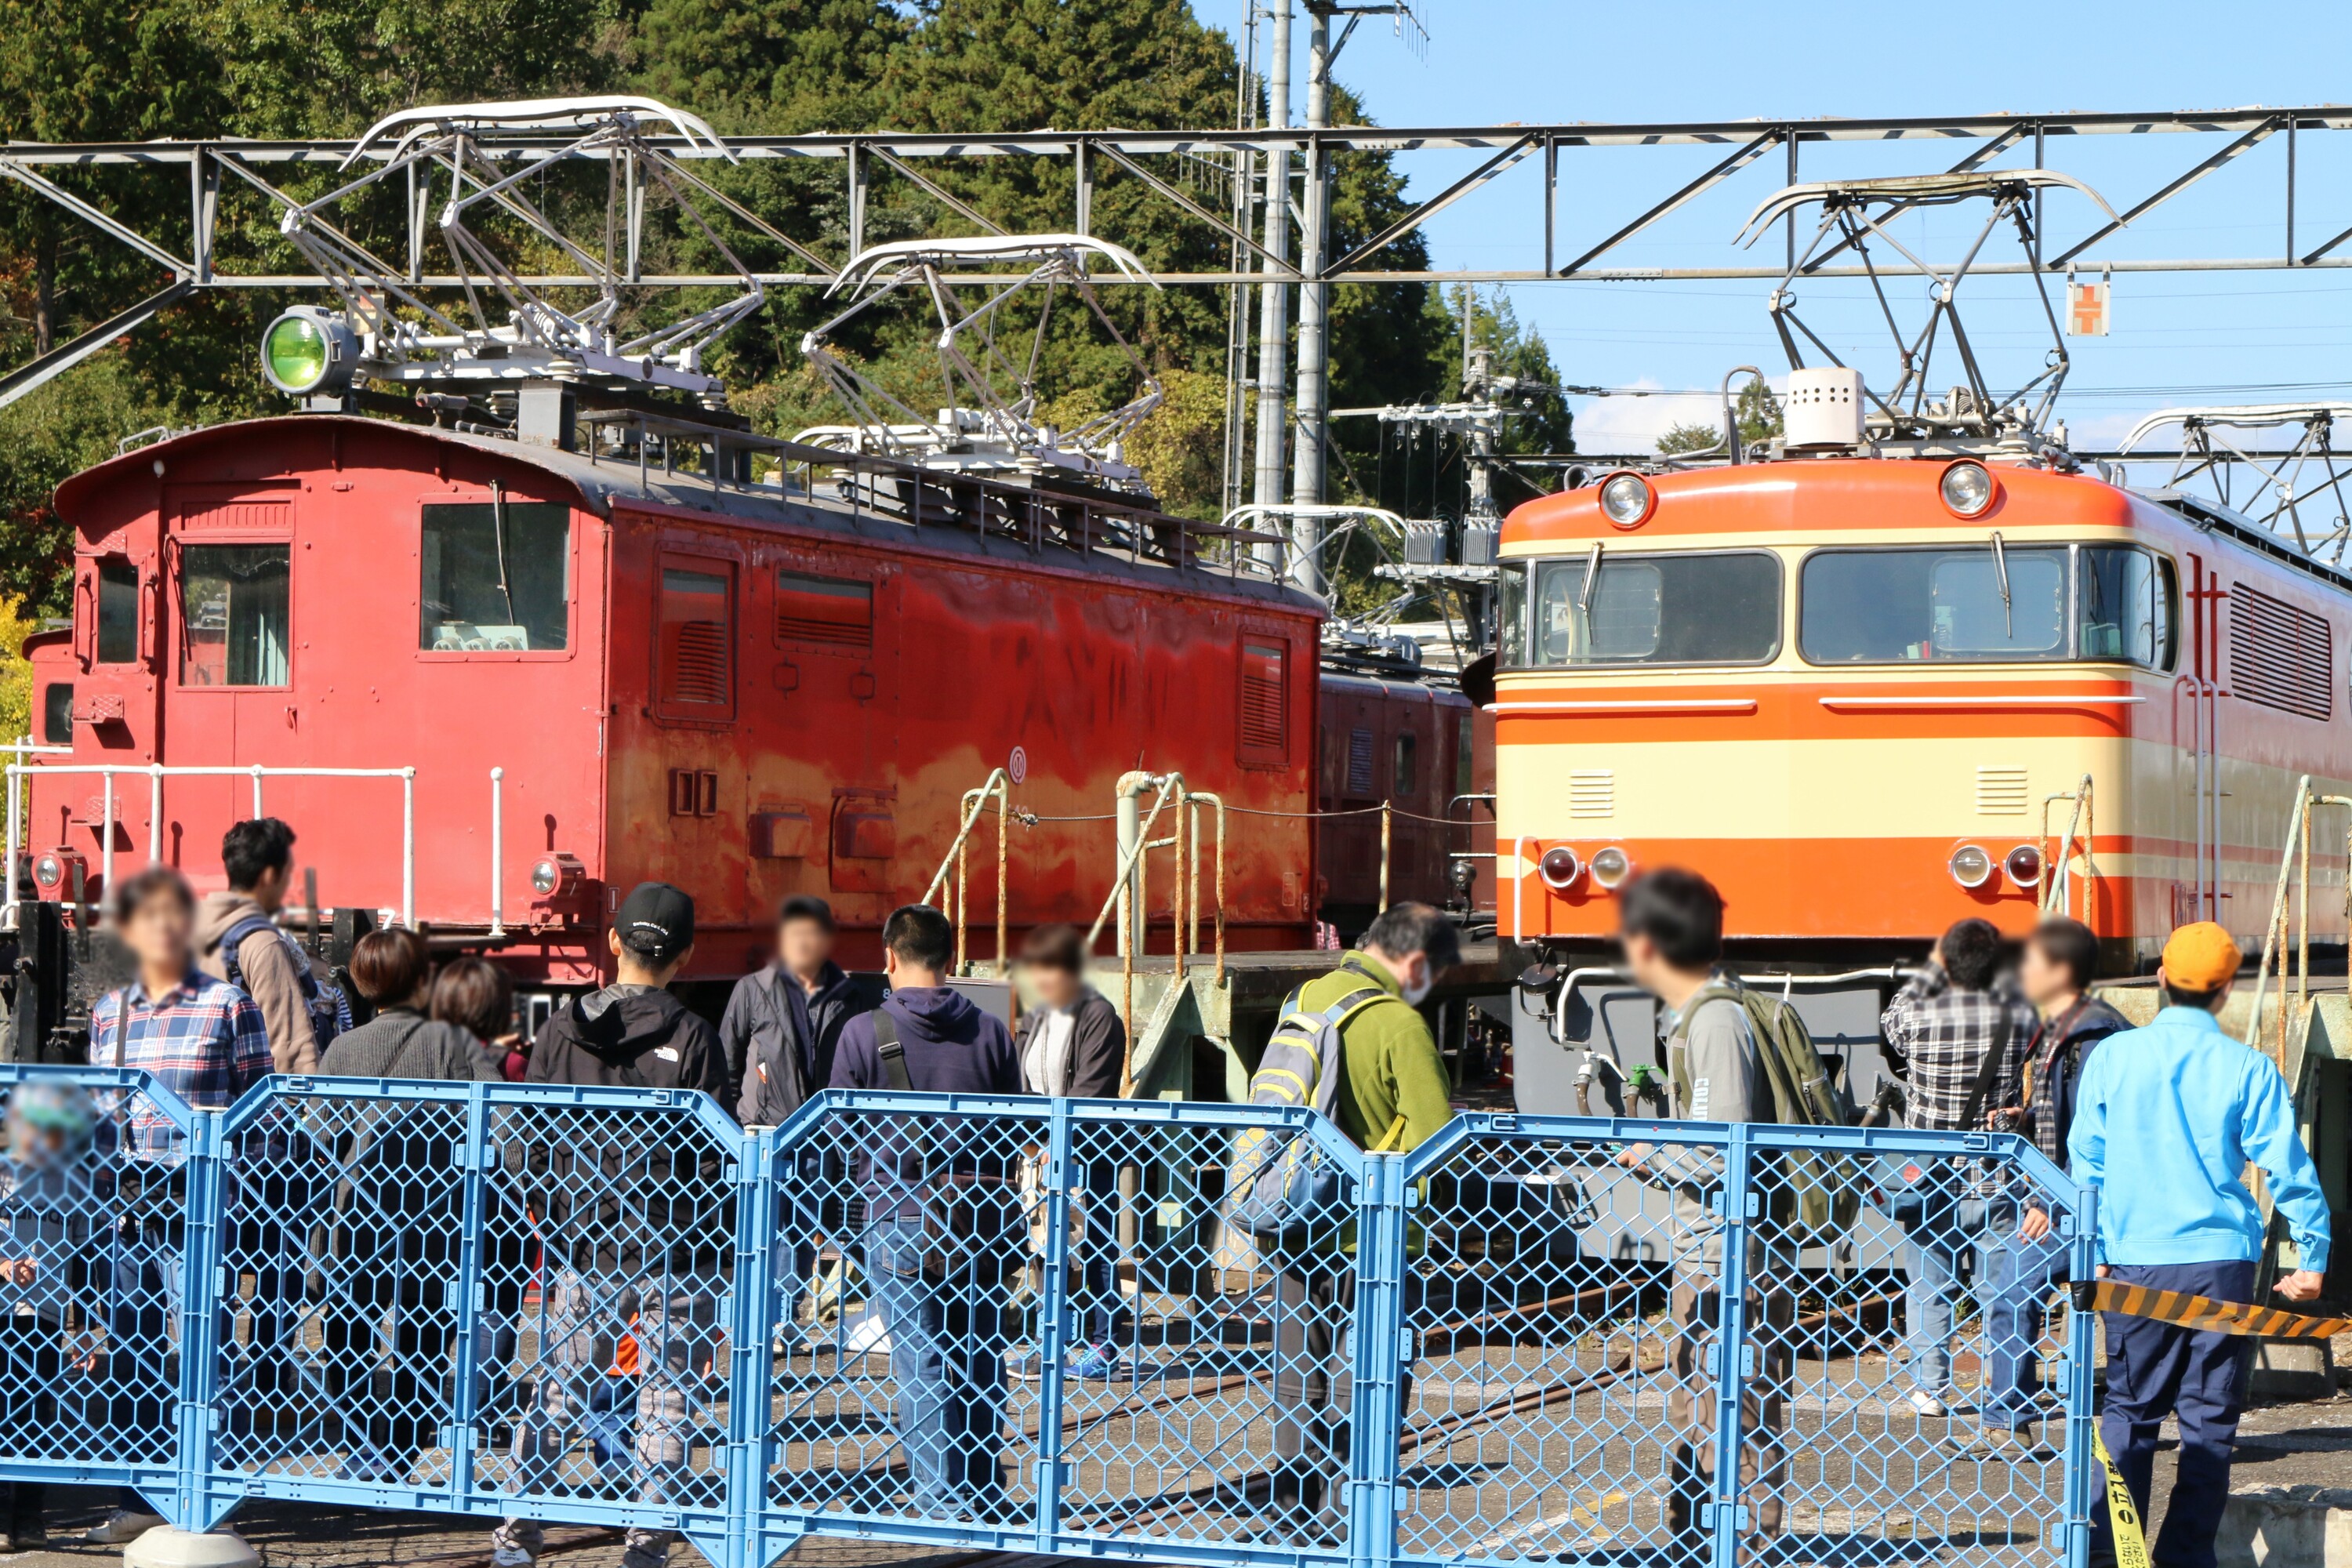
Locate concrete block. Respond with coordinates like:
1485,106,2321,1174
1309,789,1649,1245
2249,1339,2337,1401
2219,1487,2352,1568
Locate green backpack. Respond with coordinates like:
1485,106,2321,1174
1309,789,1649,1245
1669,981,1860,1240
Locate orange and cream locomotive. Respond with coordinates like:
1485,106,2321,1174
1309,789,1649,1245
1492,450,2345,967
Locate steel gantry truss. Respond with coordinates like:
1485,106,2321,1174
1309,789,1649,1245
17,100,2352,569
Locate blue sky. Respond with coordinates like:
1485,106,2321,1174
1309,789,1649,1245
1188,0,2352,456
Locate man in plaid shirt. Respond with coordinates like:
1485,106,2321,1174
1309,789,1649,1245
1879,916,2036,1419
79,866,270,1545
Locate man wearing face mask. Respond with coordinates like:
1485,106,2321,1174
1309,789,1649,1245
1263,902,1458,1538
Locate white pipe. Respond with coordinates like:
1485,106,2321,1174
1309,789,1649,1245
100,774,114,893
251,764,264,818
147,765,162,866
5,765,19,931
1510,834,1529,944
401,768,416,928
488,767,505,937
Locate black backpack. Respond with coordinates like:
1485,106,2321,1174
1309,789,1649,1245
220,913,353,1054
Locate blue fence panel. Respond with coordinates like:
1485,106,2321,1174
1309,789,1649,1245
0,1066,199,1514
0,1070,2099,1568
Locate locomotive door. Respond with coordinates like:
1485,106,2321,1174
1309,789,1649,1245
751,552,898,925
164,486,299,875
60,488,172,877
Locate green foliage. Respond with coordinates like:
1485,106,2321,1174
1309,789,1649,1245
0,353,173,614
0,0,1543,622
1658,377,1781,456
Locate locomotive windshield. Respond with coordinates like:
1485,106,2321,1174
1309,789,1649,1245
1800,543,2174,667
1501,550,1780,667
419,501,570,652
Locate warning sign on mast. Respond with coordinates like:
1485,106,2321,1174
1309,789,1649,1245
2068,270,2111,336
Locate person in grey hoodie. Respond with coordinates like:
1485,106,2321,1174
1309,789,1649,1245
725,895,862,1128
194,818,320,1076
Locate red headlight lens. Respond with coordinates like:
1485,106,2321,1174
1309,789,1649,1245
1539,846,1583,891
2005,844,2045,887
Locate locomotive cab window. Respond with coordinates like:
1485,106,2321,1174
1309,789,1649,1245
41,683,71,745
96,557,138,664
1801,544,2176,667
180,544,290,687
1503,550,1781,666
420,501,570,652
2077,546,2176,670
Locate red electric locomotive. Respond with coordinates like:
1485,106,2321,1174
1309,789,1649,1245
11,414,1329,1037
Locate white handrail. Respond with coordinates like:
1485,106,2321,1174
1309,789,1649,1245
489,767,505,938
5,762,425,928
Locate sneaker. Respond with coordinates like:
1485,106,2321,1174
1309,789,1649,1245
3,1523,49,1553
1065,1343,1121,1381
85,1511,166,1544
1908,1389,1948,1418
490,1548,538,1568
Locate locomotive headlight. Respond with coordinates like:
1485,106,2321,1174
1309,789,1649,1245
260,307,359,397
31,848,83,897
2005,844,2045,887
1947,844,1994,889
1939,459,1996,518
530,852,583,898
1598,471,1656,528
1538,846,1584,891
1589,846,1633,889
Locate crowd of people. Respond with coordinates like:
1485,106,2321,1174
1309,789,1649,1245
0,818,2336,1568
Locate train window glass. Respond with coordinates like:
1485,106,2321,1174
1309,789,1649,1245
658,564,735,713
2078,546,2166,666
179,545,290,687
775,570,873,648
2155,556,2180,670
41,683,71,746
1799,546,2067,663
1239,638,1287,764
1393,731,1417,797
1529,550,1780,666
1497,560,1529,665
419,502,570,652
96,558,138,664
1455,713,1474,798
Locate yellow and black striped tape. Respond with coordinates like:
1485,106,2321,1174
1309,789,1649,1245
2095,1428,2151,1568
2081,1281,2347,1340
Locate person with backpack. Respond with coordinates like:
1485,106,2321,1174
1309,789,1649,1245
1976,917,2130,1442
197,818,342,1074
1610,867,1793,1561
828,904,1024,1522
1232,902,1457,1541
492,883,729,1568
316,929,499,1481
1878,917,2037,1419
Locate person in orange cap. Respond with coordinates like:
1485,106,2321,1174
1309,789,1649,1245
2071,920,2330,1568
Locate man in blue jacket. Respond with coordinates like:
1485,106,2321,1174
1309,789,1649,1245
2070,922,2330,1568
829,904,1023,1522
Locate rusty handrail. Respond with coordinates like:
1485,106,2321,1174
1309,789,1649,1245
923,768,1011,975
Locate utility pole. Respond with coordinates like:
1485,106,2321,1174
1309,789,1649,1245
1289,5,1334,597
1249,0,1293,575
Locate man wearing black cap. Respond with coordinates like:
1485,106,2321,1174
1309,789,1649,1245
492,882,730,1568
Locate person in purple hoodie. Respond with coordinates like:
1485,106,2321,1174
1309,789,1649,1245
829,903,1023,1521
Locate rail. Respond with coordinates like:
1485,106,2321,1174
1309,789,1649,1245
920,768,1013,976
2242,776,2352,1065
2038,773,2097,929
2,763,514,930
0,1067,2098,1568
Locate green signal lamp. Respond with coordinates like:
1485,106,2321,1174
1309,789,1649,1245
260,307,359,397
